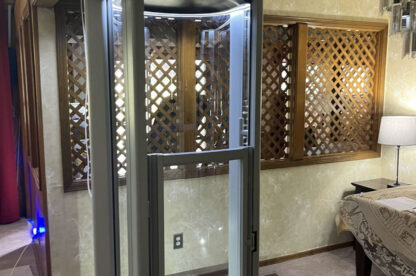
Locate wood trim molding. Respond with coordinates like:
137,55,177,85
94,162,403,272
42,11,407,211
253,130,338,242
261,15,387,171
259,241,354,267
178,20,197,152
14,0,51,274
264,14,388,32
371,24,388,153
261,150,380,170
290,23,307,161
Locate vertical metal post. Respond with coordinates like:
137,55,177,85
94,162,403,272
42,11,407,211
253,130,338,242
229,9,245,147
84,0,118,275
148,154,165,275
249,0,263,275
123,0,149,274
107,3,121,274
229,9,246,276
395,145,400,185
147,148,250,275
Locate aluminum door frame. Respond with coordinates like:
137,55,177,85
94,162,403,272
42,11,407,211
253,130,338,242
148,147,253,276
84,1,120,275
85,0,263,275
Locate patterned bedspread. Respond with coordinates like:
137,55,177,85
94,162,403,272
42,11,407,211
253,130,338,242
339,186,416,276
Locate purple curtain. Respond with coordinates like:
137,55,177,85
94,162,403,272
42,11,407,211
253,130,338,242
0,0,19,224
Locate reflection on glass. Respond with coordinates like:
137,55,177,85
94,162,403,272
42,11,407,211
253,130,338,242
144,6,251,156
110,0,129,275
163,163,229,275
392,2,402,34
410,1,416,57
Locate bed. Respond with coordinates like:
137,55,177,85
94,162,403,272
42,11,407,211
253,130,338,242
338,185,416,276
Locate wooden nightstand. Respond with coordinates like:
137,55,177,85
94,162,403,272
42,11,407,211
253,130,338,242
351,178,411,194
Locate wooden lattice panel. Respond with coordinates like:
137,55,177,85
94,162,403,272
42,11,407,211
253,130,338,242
64,9,89,181
305,28,378,156
112,5,127,177
62,5,128,183
261,25,295,160
61,11,249,184
145,17,179,153
195,19,230,151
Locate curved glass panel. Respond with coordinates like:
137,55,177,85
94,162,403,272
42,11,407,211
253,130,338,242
144,0,250,14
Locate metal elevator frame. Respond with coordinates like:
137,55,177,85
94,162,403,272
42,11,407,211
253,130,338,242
84,0,263,274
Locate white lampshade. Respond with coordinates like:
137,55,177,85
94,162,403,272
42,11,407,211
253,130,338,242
378,116,416,146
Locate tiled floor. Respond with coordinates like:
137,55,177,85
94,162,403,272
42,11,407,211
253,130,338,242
0,265,33,276
0,221,388,276
259,247,385,276
0,219,32,257
0,219,35,276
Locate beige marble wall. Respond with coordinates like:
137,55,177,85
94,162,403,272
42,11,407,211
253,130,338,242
260,0,416,261
379,22,416,183
37,0,416,275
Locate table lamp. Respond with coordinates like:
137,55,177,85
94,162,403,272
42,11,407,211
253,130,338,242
378,116,416,187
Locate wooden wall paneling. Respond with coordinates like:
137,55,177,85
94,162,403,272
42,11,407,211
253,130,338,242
17,2,32,162
30,6,45,181
16,25,32,218
14,0,51,274
17,25,31,162
23,16,40,169
176,20,196,178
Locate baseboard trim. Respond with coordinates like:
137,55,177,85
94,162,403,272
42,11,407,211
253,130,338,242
168,241,354,276
259,241,354,267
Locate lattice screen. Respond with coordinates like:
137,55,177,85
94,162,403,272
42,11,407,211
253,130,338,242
195,19,230,152
62,7,128,183
112,6,127,177
304,28,378,156
64,9,89,181
62,11,247,185
261,25,295,160
145,17,180,154
144,16,233,155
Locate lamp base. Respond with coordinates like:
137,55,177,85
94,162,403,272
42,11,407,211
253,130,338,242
387,182,401,188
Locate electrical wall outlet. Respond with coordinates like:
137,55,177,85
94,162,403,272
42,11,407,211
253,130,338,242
173,233,183,249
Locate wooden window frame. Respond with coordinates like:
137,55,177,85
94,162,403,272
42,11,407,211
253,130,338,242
16,2,44,190
57,12,388,191
261,15,387,170
55,0,88,192
56,3,236,191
